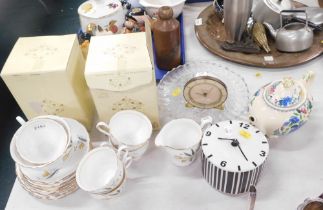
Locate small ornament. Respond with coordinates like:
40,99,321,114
139,26,145,32
109,24,118,33
125,20,135,30
126,7,145,23
97,25,104,32
81,40,90,49
86,23,96,36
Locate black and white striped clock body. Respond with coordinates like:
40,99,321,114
201,120,269,194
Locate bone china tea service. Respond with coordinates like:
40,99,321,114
96,110,153,160
155,117,212,166
76,146,131,199
10,115,90,199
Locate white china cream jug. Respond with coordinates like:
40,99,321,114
155,116,212,166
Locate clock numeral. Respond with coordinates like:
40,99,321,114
238,165,241,171
220,161,227,167
206,131,211,136
239,122,250,129
260,150,266,157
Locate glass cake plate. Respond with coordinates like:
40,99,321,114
157,61,250,125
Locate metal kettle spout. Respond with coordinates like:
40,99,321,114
263,22,278,39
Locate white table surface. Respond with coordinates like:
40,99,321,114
5,2,323,210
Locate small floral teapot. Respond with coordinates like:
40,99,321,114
249,71,315,138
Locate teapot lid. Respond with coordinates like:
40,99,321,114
264,0,292,13
263,77,306,110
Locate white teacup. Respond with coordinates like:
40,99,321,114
11,115,90,182
89,170,127,200
14,117,68,165
11,116,72,168
96,110,153,160
155,117,213,166
76,146,131,196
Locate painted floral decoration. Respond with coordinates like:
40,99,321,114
273,99,313,136
175,149,195,163
112,97,144,112
249,86,262,107
265,80,303,109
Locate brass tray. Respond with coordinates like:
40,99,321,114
195,5,323,68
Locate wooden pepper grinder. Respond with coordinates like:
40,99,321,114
153,6,181,71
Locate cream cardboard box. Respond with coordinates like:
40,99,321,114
84,32,160,129
1,34,95,130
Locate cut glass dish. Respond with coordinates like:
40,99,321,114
157,61,250,125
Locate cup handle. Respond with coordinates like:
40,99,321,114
117,145,133,169
99,141,110,147
97,122,115,147
16,116,26,125
200,116,213,132
96,122,112,137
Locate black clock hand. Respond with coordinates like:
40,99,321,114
218,138,249,161
236,140,248,161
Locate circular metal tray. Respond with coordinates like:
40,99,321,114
195,5,323,68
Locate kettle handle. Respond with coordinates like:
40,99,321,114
280,10,308,29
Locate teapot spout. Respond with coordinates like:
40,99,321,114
249,114,269,137
301,71,315,89
263,22,277,39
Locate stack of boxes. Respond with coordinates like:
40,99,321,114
1,25,160,130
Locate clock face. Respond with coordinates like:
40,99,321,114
202,120,269,173
183,75,228,109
